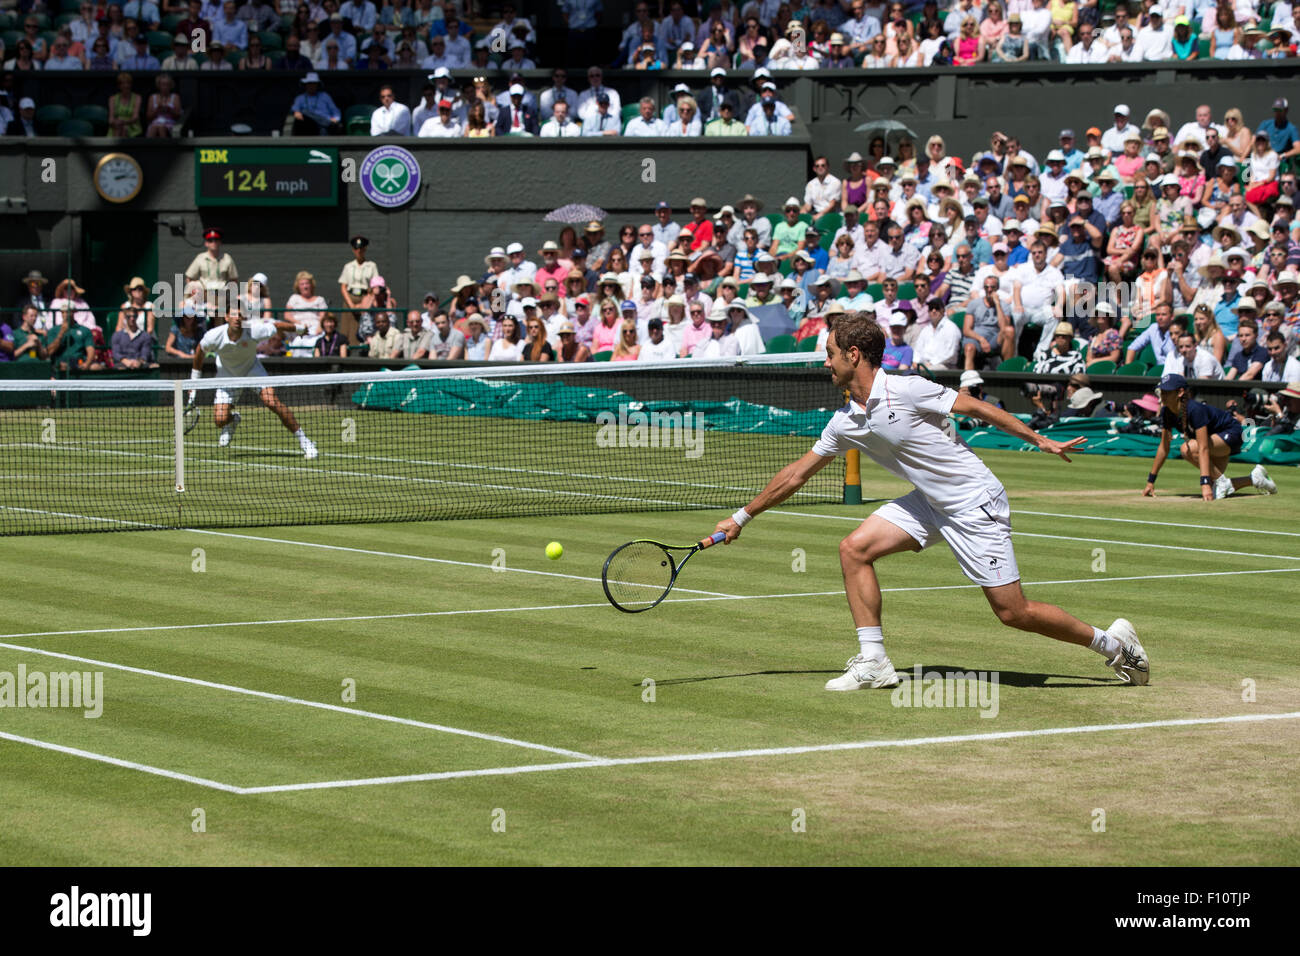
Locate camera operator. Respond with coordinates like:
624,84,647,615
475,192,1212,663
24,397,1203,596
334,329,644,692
955,370,1004,428
1263,382,1300,434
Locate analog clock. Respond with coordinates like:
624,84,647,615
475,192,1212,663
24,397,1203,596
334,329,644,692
94,152,143,204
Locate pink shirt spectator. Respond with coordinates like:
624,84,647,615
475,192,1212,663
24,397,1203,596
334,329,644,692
536,263,570,289
679,318,711,354
592,319,621,353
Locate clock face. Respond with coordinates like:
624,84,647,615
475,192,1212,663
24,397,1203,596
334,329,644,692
95,153,142,203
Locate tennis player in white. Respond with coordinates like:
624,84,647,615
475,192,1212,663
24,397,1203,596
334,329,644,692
714,312,1149,689
191,306,319,459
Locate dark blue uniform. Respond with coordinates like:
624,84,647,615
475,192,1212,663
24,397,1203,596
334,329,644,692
1161,399,1243,452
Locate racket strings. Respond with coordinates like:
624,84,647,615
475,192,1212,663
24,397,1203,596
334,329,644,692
603,542,675,611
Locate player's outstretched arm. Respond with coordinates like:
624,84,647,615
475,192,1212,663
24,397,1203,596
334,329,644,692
714,450,834,543
952,393,1086,462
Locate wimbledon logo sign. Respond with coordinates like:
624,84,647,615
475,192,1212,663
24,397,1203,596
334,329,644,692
359,145,421,209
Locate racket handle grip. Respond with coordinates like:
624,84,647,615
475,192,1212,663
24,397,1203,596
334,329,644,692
699,531,727,549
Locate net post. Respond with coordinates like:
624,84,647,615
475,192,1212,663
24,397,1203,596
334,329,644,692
843,449,862,505
173,380,186,494
841,387,862,504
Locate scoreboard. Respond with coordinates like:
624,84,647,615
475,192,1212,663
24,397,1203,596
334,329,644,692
194,147,339,207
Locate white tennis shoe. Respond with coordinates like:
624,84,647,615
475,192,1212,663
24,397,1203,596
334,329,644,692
1213,474,1234,499
1251,465,1277,495
218,411,241,447
1105,618,1149,686
825,654,900,691
300,436,319,460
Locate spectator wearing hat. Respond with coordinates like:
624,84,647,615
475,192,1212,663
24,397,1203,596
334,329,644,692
1100,105,1140,155
118,277,155,336
418,97,462,137
48,279,95,332
769,198,810,262
495,84,538,135
185,227,238,317
1256,97,1300,160
161,34,198,71
338,236,377,339
291,72,341,135
580,91,619,136
1032,320,1085,374
704,96,748,136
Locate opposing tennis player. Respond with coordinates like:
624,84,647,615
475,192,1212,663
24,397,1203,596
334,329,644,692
713,312,1149,689
191,305,319,459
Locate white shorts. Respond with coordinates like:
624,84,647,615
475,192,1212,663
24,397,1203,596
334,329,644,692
213,364,268,406
874,488,1020,588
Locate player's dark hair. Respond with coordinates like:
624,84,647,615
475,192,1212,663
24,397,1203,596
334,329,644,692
833,312,886,367
1267,331,1286,346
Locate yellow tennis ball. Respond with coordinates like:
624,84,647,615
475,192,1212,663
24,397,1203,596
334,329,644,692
546,541,563,560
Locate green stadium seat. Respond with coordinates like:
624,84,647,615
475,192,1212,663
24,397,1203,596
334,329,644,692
28,13,50,29
1087,360,1117,374
345,103,375,136
2,31,23,53
814,211,841,237
224,48,244,66
796,335,820,352
820,231,837,253
55,13,78,29
60,0,83,12
947,310,965,330
0,12,17,30
592,350,614,361
1197,36,1210,57
997,356,1029,371
778,259,793,276
737,282,749,298
866,283,883,299
73,104,109,135
1117,360,1150,376
56,118,95,137
765,334,797,353
1137,344,1157,367
259,31,283,51
39,30,59,51
161,13,183,32
897,281,916,300
34,104,71,136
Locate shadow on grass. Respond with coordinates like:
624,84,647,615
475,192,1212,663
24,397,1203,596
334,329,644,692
642,665,1115,689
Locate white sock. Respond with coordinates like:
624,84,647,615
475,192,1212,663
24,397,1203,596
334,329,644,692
294,428,308,442
857,626,886,661
1089,626,1120,659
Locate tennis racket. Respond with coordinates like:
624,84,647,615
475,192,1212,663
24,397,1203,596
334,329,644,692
182,396,201,434
602,531,727,613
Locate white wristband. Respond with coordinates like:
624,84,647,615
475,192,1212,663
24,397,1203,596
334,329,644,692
731,508,752,528
190,369,201,380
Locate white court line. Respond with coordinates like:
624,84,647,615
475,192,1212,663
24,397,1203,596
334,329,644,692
0,731,244,794
186,528,741,598
1012,509,1300,538
0,507,739,600
768,509,1300,562
6,566,1297,644
0,640,598,762
240,711,1300,794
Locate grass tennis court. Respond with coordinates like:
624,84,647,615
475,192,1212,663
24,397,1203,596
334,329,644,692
1,449,1297,865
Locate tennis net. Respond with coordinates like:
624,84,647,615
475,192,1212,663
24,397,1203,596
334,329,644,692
0,357,848,535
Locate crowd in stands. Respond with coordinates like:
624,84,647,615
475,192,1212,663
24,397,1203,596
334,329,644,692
5,0,1300,137
10,91,1300,391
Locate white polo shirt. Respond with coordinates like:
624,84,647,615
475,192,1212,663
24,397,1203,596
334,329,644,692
199,320,278,377
811,372,1003,515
